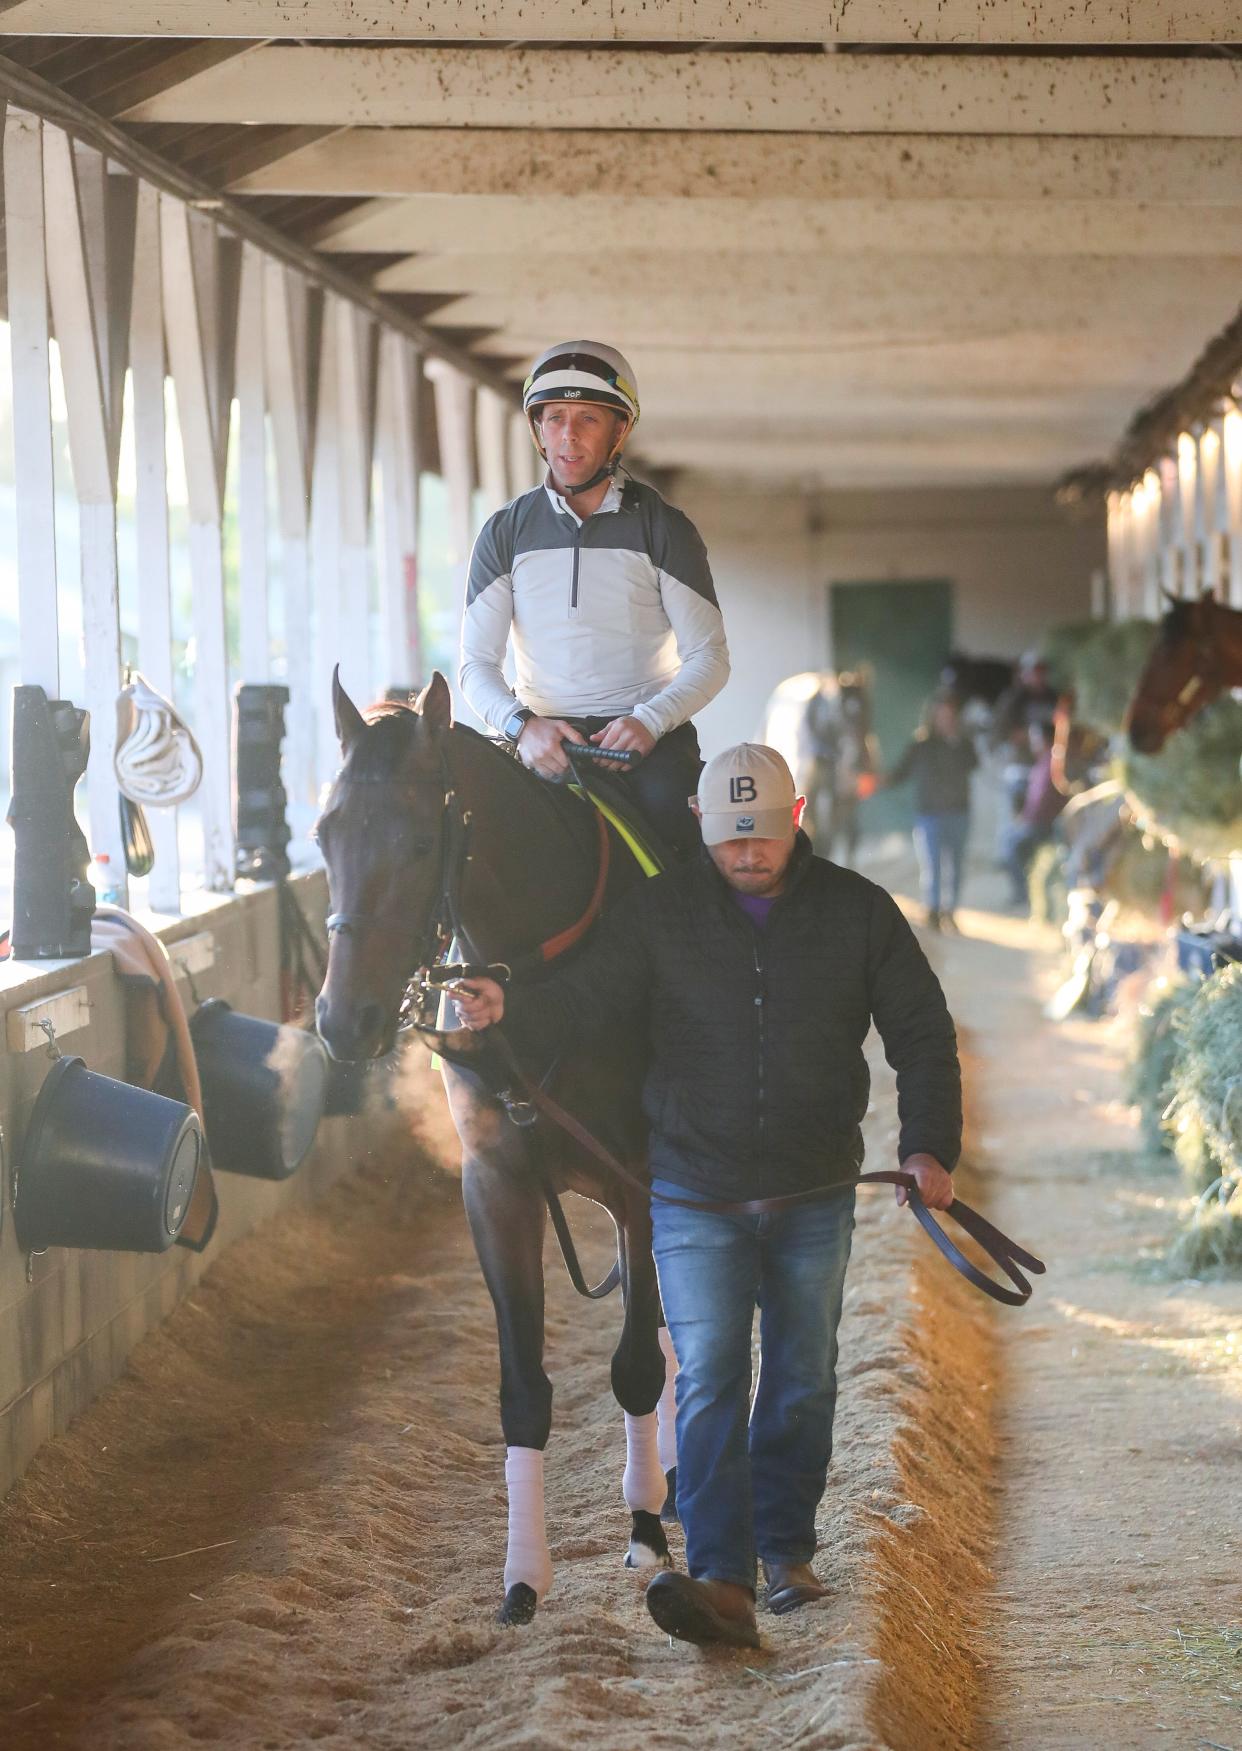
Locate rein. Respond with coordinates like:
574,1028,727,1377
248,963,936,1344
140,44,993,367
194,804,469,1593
487,1036,1045,1310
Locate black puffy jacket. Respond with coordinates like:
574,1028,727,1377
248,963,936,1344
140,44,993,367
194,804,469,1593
507,833,961,1200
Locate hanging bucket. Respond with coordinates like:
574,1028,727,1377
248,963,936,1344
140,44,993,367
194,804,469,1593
190,999,329,1180
14,1056,202,1254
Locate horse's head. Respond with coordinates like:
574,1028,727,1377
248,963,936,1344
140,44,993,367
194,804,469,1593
313,668,455,1061
1124,591,1219,756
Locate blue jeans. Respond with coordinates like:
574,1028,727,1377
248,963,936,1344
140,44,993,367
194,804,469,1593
913,811,970,913
651,1179,856,1590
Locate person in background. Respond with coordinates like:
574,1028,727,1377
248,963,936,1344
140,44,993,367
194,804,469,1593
800,672,879,866
883,690,977,932
988,650,1058,754
1000,719,1068,910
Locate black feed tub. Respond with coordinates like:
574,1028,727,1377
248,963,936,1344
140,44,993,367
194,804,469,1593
15,1056,202,1254
190,999,329,1181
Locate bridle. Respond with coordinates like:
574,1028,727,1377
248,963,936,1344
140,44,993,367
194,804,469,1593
323,750,478,1032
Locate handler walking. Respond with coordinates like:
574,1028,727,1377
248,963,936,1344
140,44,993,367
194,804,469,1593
452,745,961,1648
459,340,729,854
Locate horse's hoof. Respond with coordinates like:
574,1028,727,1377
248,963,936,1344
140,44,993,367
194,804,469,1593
497,1583,538,1626
661,1465,679,1523
625,1508,673,1571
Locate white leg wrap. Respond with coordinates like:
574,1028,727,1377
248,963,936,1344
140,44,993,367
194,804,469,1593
622,1412,667,1514
504,1446,554,1600
656,1326,679,1473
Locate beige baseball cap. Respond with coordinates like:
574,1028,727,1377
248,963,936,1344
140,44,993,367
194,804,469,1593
695,743,797,846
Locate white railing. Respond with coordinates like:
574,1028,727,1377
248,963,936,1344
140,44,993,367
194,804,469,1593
1106,403,1242,621
1,106,537,925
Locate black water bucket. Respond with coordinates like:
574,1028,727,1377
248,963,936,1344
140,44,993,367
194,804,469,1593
190,1000,329,1180
15,1056,202,1253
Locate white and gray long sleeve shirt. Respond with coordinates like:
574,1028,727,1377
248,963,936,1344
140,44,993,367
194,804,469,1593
459,474,730,739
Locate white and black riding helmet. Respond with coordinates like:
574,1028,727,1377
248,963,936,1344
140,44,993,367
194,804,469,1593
522,341,640,493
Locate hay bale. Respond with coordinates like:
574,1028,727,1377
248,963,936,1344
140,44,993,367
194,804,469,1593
1168,1179,1242,1276
1120,697,1242,863
1069,620,1159,736
1165,962,1242,1183
1039,619,1104,694
1126,976,1197,1157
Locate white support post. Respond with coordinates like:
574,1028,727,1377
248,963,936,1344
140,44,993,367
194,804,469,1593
427,359,477,719
264,259,317,819
427,355,477,582
376,327,421,691
1199,417,1226,600
1224,404,1242,609
477,387,511,515
1158,455,1183,602
237,241,270,682
160,194,238,893
509,411,532,507
334,296,377,705
43,128,134,904
1137,469,1162,618
129,182,181,914
5,110,60,696
311,301,343,787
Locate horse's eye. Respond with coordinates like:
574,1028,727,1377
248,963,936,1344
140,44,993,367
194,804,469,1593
412,835,435,859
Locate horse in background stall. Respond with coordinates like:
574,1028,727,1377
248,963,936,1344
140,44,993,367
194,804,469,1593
313,672,676,1628
1125,591,1242,754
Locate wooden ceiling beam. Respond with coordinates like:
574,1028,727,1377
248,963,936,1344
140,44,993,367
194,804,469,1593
229,128,1242,205
121,45,1242,138
313,192,1242,260
0,0,1236,44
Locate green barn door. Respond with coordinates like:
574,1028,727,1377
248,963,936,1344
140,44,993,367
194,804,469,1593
829,579,954,837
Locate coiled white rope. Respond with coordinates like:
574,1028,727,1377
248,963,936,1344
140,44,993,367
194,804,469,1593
114,673,203,807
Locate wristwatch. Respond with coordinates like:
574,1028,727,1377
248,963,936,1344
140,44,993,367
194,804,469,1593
503,706,534,743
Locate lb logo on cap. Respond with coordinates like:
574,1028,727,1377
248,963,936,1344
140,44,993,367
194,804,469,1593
729,776,758,803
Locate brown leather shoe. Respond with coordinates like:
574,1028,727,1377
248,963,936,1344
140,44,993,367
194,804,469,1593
762,1560,828,1616
645,1570,760,1648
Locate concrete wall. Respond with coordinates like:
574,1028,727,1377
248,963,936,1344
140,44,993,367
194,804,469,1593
677,478,1107,755
0,876,386,1497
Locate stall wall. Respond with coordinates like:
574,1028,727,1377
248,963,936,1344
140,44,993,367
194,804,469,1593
677,479,1106,755
0,876,393,1497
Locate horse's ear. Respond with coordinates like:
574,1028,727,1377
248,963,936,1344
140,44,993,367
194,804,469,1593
1160,587,1180,609
1201,587,1218,604
415,671,453,735
332,665,367,751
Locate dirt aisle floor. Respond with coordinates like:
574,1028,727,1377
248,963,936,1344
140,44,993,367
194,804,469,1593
928,904,1242,1751
0,1048,993,1751
7,882,1235,1749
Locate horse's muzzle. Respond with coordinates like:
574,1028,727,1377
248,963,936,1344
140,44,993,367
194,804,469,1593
315,994,390,1063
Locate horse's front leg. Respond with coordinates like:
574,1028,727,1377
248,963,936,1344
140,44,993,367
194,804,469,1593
459,1115,554,1628
610,1191,676,1574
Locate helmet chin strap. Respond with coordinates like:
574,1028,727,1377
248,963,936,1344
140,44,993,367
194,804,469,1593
559,457,621,498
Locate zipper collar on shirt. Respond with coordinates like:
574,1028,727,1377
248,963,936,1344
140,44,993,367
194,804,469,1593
543,472,625,525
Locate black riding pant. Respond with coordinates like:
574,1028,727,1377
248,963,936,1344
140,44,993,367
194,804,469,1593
564,717,704,857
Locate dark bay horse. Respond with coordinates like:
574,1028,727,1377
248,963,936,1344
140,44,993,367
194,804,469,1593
314,670,675,1626
1125,590,1242,754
